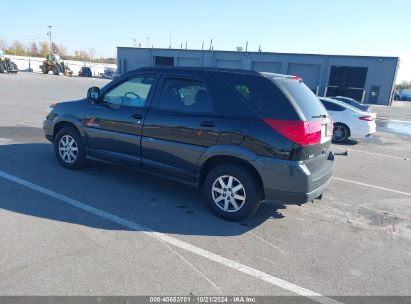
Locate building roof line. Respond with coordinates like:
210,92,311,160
116,46,399,60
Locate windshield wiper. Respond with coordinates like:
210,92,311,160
312,114,327,118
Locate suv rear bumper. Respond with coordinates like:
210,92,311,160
253,151,334,204
264,177,331,204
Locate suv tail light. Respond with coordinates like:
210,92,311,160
359,116,374,121
263,119,322,146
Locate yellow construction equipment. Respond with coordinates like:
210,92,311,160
40,54,73,76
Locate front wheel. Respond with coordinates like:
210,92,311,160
203,164,261,221
54,126,86,169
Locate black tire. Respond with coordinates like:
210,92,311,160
203,164,262,221
12,63,18,72
53,65,61,75
42,65,49,74
54,126,86,169
0,63,5,73
332,123,350,143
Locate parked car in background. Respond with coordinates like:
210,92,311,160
43,67,334,220
100,67,119,79
319,97,376,143
78,66,92,77
399,89,411,101
331,96,370,112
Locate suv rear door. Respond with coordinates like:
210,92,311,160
142,72,222,183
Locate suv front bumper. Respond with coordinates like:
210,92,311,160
43,119,54,142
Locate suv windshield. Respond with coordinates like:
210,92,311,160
276,79,328,120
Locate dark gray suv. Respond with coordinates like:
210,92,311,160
43,67,334,220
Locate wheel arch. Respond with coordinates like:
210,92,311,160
198,148,264,199
53,117,86,144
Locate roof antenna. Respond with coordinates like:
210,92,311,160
201,41,204,50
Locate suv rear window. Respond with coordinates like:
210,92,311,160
276,79,327,120
221,73,299,120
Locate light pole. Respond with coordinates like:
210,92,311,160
47,25,52,53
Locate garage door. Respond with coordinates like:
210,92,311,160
287,63,320,92
178,57,201,67
252,61,281,73
216,59,242,69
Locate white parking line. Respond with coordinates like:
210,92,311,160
346,149,408,160
333,177,411,196
0,170,340,304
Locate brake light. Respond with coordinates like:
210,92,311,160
263,119,322,145
359,116,374,121
290,76,302,81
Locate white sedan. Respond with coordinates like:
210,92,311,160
319,97,376,143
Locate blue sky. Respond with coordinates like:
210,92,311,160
1,0,410,82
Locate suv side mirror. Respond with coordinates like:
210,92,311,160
87,87,101,103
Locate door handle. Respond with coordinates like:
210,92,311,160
199,121,215,127
131,113,143,120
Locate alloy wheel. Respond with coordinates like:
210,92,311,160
58,135,78,164
211,175,246,212
333,125,348,142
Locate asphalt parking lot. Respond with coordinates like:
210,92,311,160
0,73,410,300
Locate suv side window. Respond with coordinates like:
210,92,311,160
103,75,156,108
157,78,213,113
321,100,345,111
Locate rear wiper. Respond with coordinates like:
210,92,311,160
312,114,327,118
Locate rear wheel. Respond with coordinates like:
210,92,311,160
203,164,261,221
54,126,86,169
42,65,49,74
0,63,5,73
332,123,350,143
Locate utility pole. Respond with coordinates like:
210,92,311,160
47,25,52,53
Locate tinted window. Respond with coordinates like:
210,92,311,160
277,79,327,120
157,78,213,113
321,100,345,111
221,73,298,120
103,75,156,107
